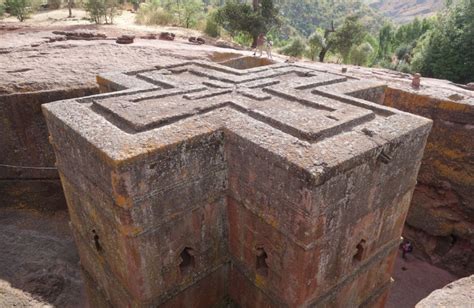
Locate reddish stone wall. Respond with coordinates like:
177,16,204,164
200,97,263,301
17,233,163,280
0,88,98,211
384,87,474,276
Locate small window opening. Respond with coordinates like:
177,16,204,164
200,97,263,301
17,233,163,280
179,247,195,275
92,229,102,252
353,239,366,263
256,247,269,276
450,234,457,245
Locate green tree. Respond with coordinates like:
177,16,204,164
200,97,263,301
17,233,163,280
280,37,306,57
181,0,202,28
349,42,374,66
204,10,220,37
416,0,474,83
331,15,366,63
5,0,35,21
135,0,174,25
0,2,5,17
84,0,120,24
215,0,279,47
308,28,325,61
377,22,394,60
307,21,336,62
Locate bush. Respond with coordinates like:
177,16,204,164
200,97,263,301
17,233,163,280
349,42,374,66
85,0,120,24
204,11,220,37
5,0,37,21
397,62,412,73
104,0,119,23
395,43,411,61
135,0,173,25
233,31,253,47
180,0,202,28
374,58,396,70
280,37,306,58
48,0,61,9
85,0,104,23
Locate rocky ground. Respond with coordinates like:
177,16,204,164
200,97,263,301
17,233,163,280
0,9,250,95
1,9,473,104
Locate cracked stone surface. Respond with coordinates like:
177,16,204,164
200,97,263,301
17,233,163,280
416,275,474,307
43,60,432,307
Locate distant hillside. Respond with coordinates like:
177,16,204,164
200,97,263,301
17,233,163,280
277,0,385,37
368,0,445,23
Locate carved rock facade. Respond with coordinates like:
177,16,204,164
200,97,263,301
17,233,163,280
43,61,432,307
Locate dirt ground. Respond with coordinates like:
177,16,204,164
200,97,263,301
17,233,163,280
0,208,458,308
386,251,458,308
0,208,85,308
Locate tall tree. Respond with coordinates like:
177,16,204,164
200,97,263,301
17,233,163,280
5,0,35,21
331,15,366,63
417,0,474,83
307,22,335,62
377,22,394,60
215,0,279,47
68,0,74,17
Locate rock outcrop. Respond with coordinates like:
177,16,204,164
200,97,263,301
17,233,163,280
416,275,474,307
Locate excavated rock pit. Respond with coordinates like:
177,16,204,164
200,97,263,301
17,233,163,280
1,21,472,306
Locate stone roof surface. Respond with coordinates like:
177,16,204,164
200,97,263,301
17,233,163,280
44,60,431,186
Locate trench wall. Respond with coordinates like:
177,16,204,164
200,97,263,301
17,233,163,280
0,87,99,211
383,87,473,277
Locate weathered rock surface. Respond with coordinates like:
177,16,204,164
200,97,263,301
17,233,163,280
43,60,431,307
383,86,474,277
287,60,474,277
116,35,134,44
0,88,98,211
0,27,225,211
416,275,474,307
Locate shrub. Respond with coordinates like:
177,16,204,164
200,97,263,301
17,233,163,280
204,11,220,37
85,0,105,23
280,37,306,58
135,0,173,25
349,42,374,66
395,43,411,61
233,31,253,47
104,0,119,23
5,0,36,21
48,0,61,9
397,62,412,73
85,0,120,24
180,0,202,28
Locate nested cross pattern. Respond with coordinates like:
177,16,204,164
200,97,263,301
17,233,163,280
92,61,391,142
